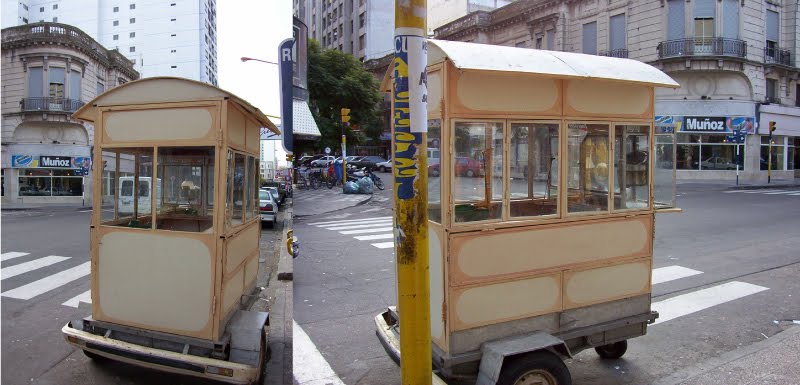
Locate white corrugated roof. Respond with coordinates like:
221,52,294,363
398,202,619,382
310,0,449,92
428,39,679,88
292,99,321,137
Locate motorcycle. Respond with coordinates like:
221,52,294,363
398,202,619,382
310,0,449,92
347,166,385,190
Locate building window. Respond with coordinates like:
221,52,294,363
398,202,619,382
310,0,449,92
130,46,136,52
582,22,597,54
766,78,778,102
22,4,28,10
53,17,57,22
130,32,135,38
171,65,177,68
676,132,746,170
113,34,119,40
69,70,81,101
171,18,176,21
40,7,44,12
609,13,626,52
28,67,44,98
535,35,542,49
761,136,787,170
359,34,364,50
53,4,58,9
546,29,555,50
113,20,119,26
113,6,119,12
22,17,28,23
130,3,136,9
667,0,685,40
171,3,176,5
130,18,136,23
171,49,176,53
49,67,66,99
171,34,176,37
693,0,715,52
359,12,364,28
722,0,739,38
19,169,84,197
97,81,105,95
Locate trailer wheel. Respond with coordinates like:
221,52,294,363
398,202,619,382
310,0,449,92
594,340,627,359
497,350,572,385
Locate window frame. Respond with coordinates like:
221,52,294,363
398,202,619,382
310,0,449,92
506,120,562,222
564,121,613,217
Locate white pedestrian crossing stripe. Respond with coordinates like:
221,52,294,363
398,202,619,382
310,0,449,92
1,255,70,280
651,265,703,285
62,289,92,308
310,216,394,248
651,281,768,325
1,261,90,300
1,252,30,262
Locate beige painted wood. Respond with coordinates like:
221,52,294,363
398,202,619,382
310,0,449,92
451,273,561,331
429,224,445,344
449,216,651,286
104,107,214,143
455,71,560,114
227,104,246,147
96,231,214,339
246,117,260,153
428,69,442,115
245,253,259,289
563,259,651,309
224,224,260,274
222,268,245,322
564,80,653,119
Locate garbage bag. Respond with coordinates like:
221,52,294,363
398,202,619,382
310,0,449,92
344,181,360,194
357,177,374,194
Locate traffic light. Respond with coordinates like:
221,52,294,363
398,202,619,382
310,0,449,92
341,108,351,125
769,121,776,133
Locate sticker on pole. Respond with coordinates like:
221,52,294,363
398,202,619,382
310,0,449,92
394,35,427,133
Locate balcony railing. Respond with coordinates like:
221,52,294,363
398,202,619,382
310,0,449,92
764,96,781,104
21,97,85,113
764,47,792,66
599,48,628,58
657,38,747,59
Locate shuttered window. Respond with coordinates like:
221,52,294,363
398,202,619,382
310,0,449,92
69,70,81,101
766,10,779,43
694,0,715,18
610,14,626,51
667,0,685,40
28,67,43,98
722,0,739,38
582,22,597,54
546,29,555,50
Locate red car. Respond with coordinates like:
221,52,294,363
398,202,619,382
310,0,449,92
455,157,482,177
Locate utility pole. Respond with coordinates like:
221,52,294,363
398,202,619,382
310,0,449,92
341,108,351,189
394,1,431,384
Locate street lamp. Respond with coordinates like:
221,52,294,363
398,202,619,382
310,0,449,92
240,56,278,65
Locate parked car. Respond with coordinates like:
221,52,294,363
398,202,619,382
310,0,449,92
299,154,326,167
310,155,336,167
455,157,483,177
350,155,387,171
376,157,392,172
696,156,737,170
259,189,278,228
261,181,286,203
264,187,281,207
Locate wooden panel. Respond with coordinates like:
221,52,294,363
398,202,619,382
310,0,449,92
564,79,652,118
222,267,244,319
245,118,260,153
448,63,561,116
451,273,561,331
450,216,651,286
244,252,259,289
563,259,651,309
104,107,213,143
227,105,246,147
428,70,442,115
95,231,213,339
430,225,445,342
224,223,259,274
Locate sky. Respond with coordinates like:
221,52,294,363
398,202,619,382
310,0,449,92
217,0,292,167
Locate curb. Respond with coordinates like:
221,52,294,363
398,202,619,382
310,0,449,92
725,183,800,191
653,325,800,385
277,203,293,281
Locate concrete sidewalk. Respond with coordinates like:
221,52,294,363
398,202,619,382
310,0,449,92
676,178,800,192
656,325,800,385
0,202,90,211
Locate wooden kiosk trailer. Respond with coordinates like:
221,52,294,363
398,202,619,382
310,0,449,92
62,77,277,384
375,40,680,385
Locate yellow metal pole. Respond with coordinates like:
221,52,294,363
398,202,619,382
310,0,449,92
393,1,431,384
342,134,347,189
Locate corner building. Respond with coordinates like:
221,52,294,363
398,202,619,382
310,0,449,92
435,0,800,181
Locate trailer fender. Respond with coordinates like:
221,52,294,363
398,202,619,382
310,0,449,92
475,331,571,385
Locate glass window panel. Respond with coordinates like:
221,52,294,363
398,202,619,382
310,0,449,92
567,123,610,214
18,176,51,196
252,157,259,220
29,67,43,98
428,119,442,223
453,121,503,223
231,153,246,225
52,176,83,196
246,156,255,221
155,147,214,232
69,70,81,101
699,144,739,170
614,125,650,211
677,144,700,170
225,150,234,231
102,148,154,228
509,122,559,218
654,134,676,208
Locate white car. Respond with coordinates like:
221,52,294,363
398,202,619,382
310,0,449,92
259,189,278,227
376,158,392,172
310,156,335,167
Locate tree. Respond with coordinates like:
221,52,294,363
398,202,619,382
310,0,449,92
306,39,384,154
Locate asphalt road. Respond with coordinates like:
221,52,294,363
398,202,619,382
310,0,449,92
1,206,284,385
292,181,800,385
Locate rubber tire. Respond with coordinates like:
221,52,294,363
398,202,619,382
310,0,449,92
594,340,627,359
380,166,387,172
496,350,572,385
375,178,385,190
83,349,107,362
466,169,475,177
431,168,440,177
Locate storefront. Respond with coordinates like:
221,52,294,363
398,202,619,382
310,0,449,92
2,154,91,205
758,104,800,179
656,115,757,180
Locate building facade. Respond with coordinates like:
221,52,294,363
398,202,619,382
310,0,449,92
434,0,800,181
294,0,394,61
2,0,217,85
428,0,512,36
1,22,139,205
